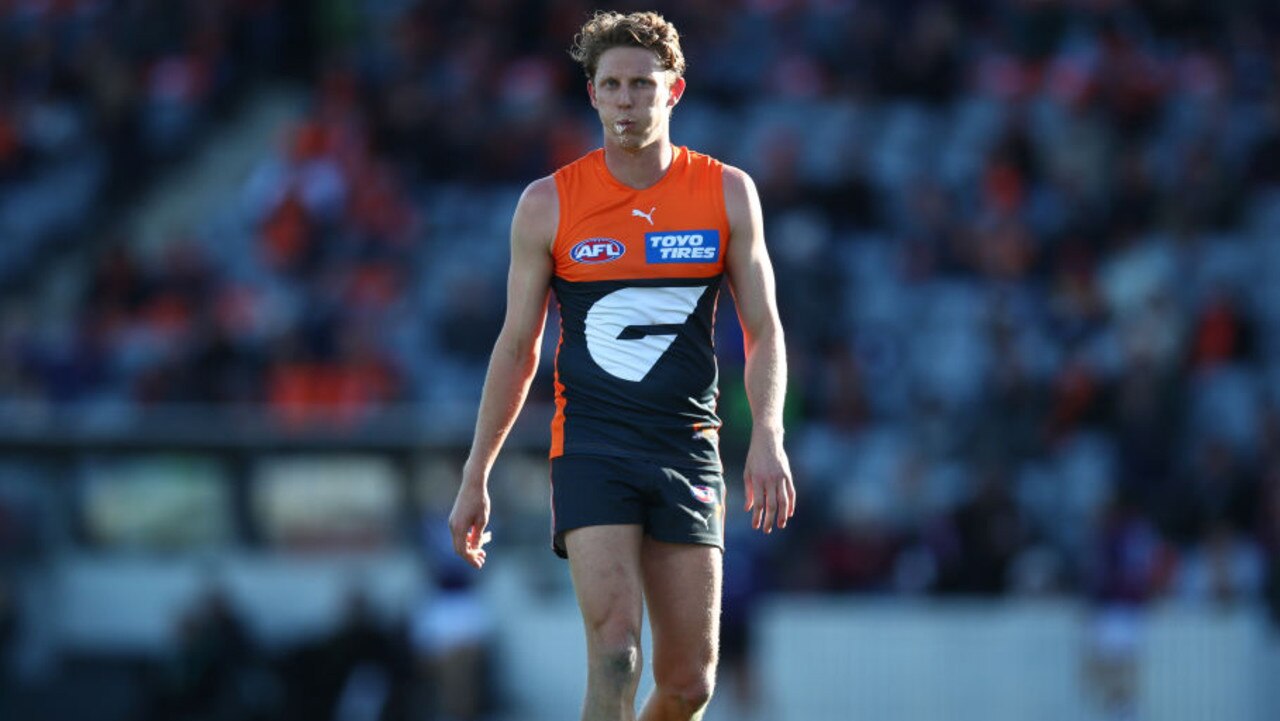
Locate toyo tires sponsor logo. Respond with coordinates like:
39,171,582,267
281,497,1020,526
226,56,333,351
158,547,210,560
570,237,625,263
645,230,721,263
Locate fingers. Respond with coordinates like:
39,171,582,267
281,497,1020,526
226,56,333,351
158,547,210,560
744,470,795,534
786,474,797,521
464,527,491,569
449,518,470,560
449,515,490,569
746,476,764,530
762,481,777,534
777,476,791,530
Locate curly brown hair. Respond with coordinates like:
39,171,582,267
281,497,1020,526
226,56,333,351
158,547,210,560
569,10,686,82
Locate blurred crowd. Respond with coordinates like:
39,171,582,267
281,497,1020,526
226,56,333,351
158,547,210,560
0,0,308,288
5,0,1280,716
135,581,492,721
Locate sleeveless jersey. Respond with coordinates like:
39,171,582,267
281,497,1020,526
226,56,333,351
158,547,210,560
549,146,730,469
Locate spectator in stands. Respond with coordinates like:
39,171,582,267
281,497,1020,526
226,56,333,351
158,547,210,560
326,589,410,721
1163,439,1258,545
1084,489,1176,721
1175,518,1266,607
718,519,773,719
410,510,494,721
148,586,269,721
947,467,1030,595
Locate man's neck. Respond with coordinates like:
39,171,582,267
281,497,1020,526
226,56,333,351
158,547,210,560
602,137,674,190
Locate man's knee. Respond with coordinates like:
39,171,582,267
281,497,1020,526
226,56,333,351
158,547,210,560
587,618,643,687
598,640,642,687
654,668,715,712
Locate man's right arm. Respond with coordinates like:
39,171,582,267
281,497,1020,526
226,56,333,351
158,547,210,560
448,176,557,568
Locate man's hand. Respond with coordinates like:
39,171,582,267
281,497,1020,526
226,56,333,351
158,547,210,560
743,432,795,534
448,469,492,569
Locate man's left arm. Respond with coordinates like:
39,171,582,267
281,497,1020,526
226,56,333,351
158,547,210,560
723,165,795,534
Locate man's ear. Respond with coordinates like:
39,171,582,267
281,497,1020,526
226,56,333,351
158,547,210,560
668,76,686,108
587,80,597,108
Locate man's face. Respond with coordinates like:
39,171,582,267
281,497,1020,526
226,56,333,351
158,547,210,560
589,46,684,150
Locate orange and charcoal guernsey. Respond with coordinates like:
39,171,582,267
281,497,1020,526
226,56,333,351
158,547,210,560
550,146,730,469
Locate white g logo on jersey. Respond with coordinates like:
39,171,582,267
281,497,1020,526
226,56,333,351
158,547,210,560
585,286,707,381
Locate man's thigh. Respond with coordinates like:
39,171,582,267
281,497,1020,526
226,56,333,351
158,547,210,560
564,524,646,636
641,536,722,678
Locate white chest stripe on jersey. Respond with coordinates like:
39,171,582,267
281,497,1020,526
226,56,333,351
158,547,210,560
584,285,707,382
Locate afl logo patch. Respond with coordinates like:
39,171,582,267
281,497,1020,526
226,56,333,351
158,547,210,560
571,237,625,264
691,485,717,504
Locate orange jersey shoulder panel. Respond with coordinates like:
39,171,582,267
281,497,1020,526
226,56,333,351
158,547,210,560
551,147,730,282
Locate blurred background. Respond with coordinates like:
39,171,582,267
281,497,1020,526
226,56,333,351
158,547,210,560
1,0,1280,720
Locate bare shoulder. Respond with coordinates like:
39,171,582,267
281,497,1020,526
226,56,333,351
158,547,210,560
520,175,559,214
720,164,757,200
512,175,560,252
720,164,762,233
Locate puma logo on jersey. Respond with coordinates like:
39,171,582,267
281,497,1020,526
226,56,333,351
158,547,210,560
632,207,656,225
645,230,721,263
570,237,625,264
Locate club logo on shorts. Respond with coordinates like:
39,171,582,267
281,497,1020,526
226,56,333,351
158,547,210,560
645,230,721,263
571,237,625,264
691,485,717,504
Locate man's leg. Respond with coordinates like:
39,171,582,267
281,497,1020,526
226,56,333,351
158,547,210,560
638,538,722,721
565,524,647,721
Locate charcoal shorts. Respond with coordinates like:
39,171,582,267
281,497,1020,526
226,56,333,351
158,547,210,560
550,454,726,558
